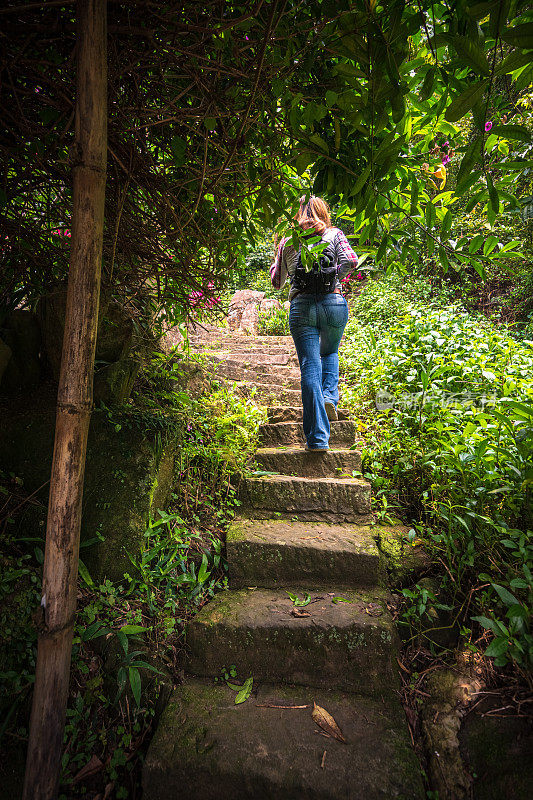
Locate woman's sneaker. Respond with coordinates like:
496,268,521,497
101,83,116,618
324,400,338,421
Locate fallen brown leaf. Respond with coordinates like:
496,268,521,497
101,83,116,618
311,702,347,743
364,603,383,617
72,754,103,784
321,750,327,769
291,608,311,618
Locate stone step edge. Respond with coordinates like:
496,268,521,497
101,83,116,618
227,517,384,590
185,587,399,695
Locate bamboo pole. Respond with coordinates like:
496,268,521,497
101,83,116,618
22,2,107,797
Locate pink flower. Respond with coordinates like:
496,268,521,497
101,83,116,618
485,121,492,132
356,272,363,280
442,154,450,165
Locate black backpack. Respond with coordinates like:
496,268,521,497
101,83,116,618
292,240,338,294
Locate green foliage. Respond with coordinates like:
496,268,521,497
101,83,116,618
0,356,264,794
242,242,277,286
257,304,290,336
3,0,533,312
341,275,533,671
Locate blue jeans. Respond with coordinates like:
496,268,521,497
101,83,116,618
289,293,349,448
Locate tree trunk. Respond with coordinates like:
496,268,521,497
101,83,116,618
22,2,107,798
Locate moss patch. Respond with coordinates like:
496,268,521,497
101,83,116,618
374,524,431,587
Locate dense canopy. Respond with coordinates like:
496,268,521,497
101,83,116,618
1,0,532,317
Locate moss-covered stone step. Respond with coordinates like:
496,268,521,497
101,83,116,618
255,446,361,478
266,406,350,423
259,420,355,448
208,361,301,390
238,474,371,522
186,588,399,694
205,351,296,367
227,518,383,590
234,382,302,405
189,332,296,352
143,679,424,800
267,405,303,422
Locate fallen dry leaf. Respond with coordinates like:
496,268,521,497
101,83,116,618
291,608,311,618
321,750,327,769
364,603,383,616
311,702,347,743
72,754,103,784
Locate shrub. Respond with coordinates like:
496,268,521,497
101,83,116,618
341,275,533,672
257,304,290,336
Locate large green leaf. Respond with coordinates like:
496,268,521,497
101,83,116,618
466,1,501,20
235,676,253,704
490,124,532,143
452,36,491,76
445,80,488,122
456,139,483,190
487,175,500,214
501,22,533,49
495,50,533,76
420,66,436,101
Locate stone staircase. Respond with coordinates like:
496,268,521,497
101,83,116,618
143,326,424,799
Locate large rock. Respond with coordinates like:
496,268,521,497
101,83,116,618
259,297,281,315
93,358,140,405
37,287,136,380
227,290,265,334
459,697,533,800
0,404,177,582
420,670,481,800
0,338,12,384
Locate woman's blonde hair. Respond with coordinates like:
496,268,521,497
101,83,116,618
295,195,331,234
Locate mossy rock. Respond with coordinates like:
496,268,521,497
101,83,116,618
459,702,533,800
374,523,431,588
0,405,178,582
37,287,136,380
93,357,140,405
0,338,12,384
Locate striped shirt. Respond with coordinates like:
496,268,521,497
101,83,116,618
270,226,358,300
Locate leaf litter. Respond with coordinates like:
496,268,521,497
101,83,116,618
312,702,347,743
254,699,347,745
291,607,311,618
